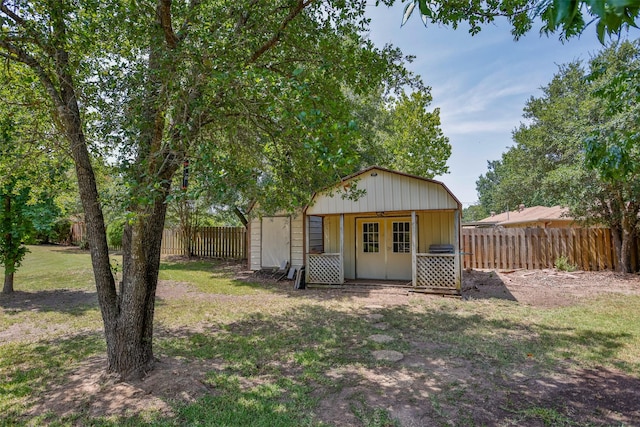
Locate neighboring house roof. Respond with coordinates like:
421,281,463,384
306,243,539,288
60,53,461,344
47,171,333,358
475,205,573,227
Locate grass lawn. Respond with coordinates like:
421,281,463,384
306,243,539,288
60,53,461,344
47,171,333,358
1,245,640,426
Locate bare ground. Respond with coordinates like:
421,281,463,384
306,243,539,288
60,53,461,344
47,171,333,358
7,267,640,426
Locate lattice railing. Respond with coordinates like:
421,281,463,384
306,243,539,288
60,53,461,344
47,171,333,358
416,254,456,289
307,253,342,284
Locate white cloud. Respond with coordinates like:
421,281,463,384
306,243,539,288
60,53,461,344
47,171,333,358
442,119,519,135
364,4,639,204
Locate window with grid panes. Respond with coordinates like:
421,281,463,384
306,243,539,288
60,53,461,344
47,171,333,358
392,221,410,253
362,222,379,253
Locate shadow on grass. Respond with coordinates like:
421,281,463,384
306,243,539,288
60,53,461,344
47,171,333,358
3,296,637,426
159,259,245,275
503,366,640,425
48,245,90,255
0,289,98,316
154,303,638,426
461,269,518,302
0,332,105,424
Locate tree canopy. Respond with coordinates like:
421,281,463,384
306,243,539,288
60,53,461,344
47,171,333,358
0,67,69,292
402,0,640,42
0,0,434,379
474,41,640,271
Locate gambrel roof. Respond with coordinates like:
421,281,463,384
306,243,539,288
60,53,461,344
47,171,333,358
305,166,461,215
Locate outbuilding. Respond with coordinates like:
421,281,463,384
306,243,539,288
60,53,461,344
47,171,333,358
249,166,462,293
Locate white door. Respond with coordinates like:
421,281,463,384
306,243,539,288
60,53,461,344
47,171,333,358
261,217,290,268
356,217,412,280
356,219,386,279
386,218,412,280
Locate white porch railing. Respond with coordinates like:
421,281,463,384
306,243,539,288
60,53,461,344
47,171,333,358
415,253,457,289
307,253,342,284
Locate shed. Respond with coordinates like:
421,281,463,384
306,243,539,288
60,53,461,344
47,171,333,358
248,166,463,293
248,213,304,271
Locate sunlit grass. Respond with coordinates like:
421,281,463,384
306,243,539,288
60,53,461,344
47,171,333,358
1,246,102,335
159,260,268,295
16,245,95,291
539,295,640,371
174,374,319,427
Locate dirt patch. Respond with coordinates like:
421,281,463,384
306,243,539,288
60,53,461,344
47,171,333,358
462,268,640,308
15,267,640,425
28,356,222,420
503,366,640,426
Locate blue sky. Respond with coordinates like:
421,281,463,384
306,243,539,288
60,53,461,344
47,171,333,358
366,3,639,207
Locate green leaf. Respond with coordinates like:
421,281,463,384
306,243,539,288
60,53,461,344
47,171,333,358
609,0,638,8
596,19,606,43
401,2,416,26
418,0,431,16
586,0,606,17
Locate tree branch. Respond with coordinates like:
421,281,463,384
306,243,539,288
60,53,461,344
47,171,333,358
177,0,203,41
0,40,65,112
248,0,315,64
0,1,27,28
0,2,55,56
157,0,179,49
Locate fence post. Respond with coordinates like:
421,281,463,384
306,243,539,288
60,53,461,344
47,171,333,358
157,226,247,259
461,226,618,272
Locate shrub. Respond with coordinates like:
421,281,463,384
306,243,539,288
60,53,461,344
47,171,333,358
106,218,126,249
50,218,72,244
554,255,577,272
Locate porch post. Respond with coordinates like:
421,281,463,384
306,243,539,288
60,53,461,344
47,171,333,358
305,213,310,283
411,211,417,287
339,214,344,284
454,209,461,290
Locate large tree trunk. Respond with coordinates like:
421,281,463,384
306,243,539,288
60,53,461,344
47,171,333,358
2,193,13,294
107,193,170,377
619,228,633,273
617,208,637,273
70,127,176,379
2,268,14,294
46,3,171,380
5,0,309,380
611,224,623,271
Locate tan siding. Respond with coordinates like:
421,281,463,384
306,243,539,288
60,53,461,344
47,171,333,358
324,216,340,253
249,217,261,270
307,169,458,215
418,212,454,252
291,214,304,268
343,214,356,279
317,211,459,280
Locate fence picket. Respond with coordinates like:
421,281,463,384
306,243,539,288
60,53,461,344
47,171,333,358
461,227,622,272
70,224,246,259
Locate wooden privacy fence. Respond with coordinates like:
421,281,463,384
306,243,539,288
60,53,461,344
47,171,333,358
462,227,617,271
161,227,246,259
70,222,85,244
71,223,246,259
